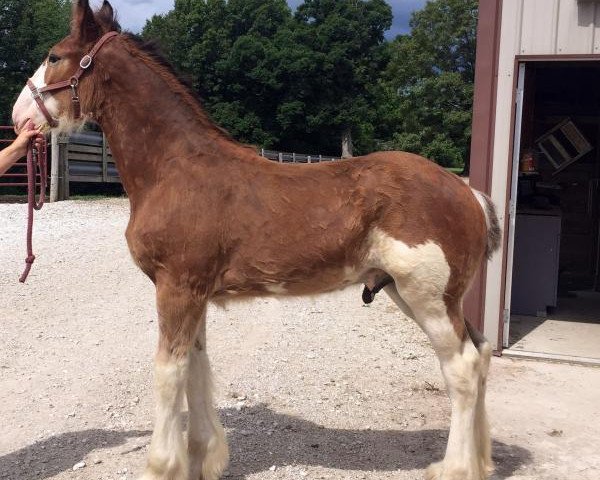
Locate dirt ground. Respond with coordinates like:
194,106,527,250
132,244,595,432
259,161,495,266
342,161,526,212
1,198,599,480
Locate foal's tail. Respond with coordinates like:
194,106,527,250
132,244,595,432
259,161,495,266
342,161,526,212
472,189,502,259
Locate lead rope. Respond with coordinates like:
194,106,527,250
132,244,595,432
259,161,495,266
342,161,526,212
19,130,47,283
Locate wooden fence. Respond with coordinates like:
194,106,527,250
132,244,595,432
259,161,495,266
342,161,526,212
66,131,119,183
260,149,340,163
1,128,340,201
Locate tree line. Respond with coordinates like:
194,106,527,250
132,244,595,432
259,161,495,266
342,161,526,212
0,0,477,169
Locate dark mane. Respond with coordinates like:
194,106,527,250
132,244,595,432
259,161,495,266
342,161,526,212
123,34,197,102
124,33,253,149
94,6,252,149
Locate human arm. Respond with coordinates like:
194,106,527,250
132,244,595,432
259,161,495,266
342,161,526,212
0,126,41,176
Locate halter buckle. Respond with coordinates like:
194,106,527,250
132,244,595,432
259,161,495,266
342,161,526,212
30,86,42,100
80,55,92,69
69,77,79,97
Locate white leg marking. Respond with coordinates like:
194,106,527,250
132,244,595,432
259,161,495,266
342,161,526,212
368,230,486,479
383,284,415,319
415,314,484,480
437,340,481,479
187,321,229,480
474,339,493,476
367,228,451,313
142,357,189,480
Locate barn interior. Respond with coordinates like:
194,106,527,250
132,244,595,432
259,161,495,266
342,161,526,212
507,61,600,362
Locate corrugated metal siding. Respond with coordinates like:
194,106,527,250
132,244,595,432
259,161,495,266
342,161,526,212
481,0,521,347
520,0,560,54
513,0,600,55
482,0,600,347
557,1,597,53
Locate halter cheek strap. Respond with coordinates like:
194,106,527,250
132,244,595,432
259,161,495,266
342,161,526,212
27,31,119,127
27,79,58,128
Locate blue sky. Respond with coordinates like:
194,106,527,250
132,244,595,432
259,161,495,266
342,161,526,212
103,0,427,37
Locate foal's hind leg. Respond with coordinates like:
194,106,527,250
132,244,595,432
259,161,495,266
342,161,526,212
373,236,489,479
141,280,204,480
187,310,229,480
465,320,494,476
405,295,484,479
389,290,483,479
418,307,484,480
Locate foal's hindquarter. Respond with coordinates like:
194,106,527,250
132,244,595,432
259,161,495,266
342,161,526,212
129,150,493,480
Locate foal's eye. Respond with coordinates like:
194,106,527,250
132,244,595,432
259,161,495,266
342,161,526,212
48,54,61,64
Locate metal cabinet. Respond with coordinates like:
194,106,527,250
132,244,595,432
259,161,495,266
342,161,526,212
510,211,562,316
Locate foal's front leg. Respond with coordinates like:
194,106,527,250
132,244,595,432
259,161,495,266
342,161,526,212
141,281,204,480
187,310,229,480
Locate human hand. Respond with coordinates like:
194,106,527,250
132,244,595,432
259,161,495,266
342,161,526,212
0,121,43,175
11,121,42,158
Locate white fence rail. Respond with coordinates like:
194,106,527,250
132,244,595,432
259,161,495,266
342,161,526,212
260,149,340,163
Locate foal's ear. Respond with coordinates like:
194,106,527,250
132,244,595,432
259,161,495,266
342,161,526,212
71,0,101,44
96,1,120,33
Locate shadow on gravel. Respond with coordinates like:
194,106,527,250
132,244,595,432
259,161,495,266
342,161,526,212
0,428,150,480
222,404,532,479
0,405,531,480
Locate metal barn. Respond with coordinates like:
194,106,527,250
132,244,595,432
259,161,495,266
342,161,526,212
466,0,600,364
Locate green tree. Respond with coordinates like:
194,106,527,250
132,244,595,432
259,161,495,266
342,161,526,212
284,0,392,155
378,0,477,168
143,0,391,156
0,0,71,124
144,0,292,147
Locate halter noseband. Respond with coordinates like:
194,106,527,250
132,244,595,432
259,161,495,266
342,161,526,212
27,31,119,128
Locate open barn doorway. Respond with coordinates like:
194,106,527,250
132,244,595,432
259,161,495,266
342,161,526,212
504,60,600,363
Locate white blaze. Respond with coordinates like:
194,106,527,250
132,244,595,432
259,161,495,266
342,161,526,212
12,63,59,131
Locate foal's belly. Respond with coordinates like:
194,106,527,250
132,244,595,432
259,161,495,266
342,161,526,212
211,259,390,301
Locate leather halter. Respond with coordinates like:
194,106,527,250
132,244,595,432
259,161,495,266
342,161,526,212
27,31,119,128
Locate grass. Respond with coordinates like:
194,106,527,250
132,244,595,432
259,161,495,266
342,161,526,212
69,194,125,201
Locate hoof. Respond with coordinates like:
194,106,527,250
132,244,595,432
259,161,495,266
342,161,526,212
200,427,229,480
140,461,187,480
425,462,488,480
425,462,443,480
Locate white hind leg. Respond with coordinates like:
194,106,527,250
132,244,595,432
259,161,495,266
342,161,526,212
394,289,484,480
422,318,482,480
187,310,229,480
368,229,489,479
465,321,494,476
384,284,415,319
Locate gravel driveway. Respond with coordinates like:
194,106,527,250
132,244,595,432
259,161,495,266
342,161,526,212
1,198,599,480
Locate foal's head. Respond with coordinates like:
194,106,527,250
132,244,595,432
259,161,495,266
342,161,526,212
12,0,120,133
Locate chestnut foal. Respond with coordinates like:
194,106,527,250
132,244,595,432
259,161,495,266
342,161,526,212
12,2,500,479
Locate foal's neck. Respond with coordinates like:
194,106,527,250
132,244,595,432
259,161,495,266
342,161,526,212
93,39,246,200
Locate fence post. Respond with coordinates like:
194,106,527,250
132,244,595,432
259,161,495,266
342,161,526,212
101,132,108,182
319,155,322,163
58,134,69,201
49,131,59,202
308,155,312,164
261,148,264,157
292,153,296,163
278,152,283,163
